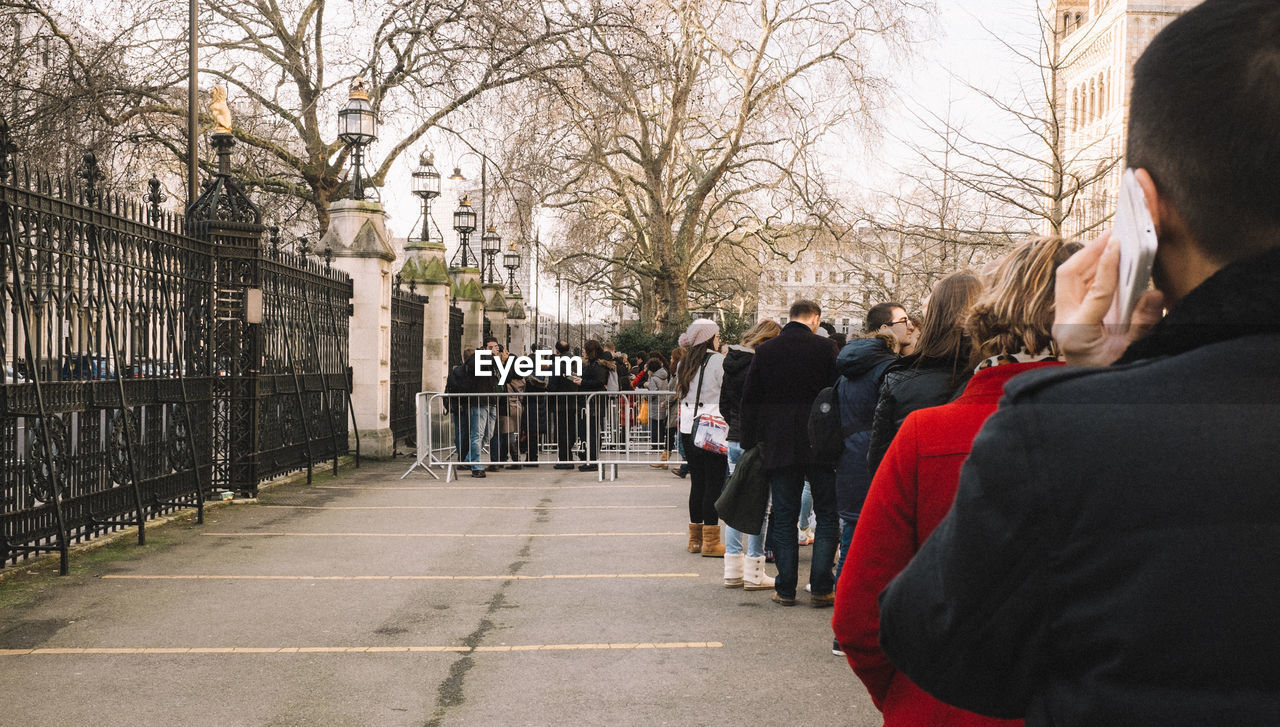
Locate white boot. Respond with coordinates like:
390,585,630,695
723,553,744,588
744,555,775,591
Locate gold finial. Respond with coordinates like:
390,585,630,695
349,77,370,101
459,194,471,206
209,86,233,134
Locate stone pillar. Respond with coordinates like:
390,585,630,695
483,283,509,350
453,267,485,350
507,294,527,353
323,198,396,458
400,240,450,392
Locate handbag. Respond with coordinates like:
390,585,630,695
636,398,650,423
690,358,729,455
715,444,768,534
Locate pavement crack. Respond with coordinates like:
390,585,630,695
423,537,533,727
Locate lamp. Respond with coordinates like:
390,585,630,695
481,224,501,284
410,152,440,244
503,244,521,295
451,195,477,268
337,78,377,200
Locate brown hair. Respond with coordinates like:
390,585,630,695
966,237,1082,365
675,340,717,398
740,319,783,349
789,299,822,319
912,272,983,385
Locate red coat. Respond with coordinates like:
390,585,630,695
833,361,1061,726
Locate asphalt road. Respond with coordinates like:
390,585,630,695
0,460,882,727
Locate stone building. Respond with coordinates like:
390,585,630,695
1053,0,1198,238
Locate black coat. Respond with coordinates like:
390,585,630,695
878,247,1280,725
866,354,969,475
719,345,754,442
579,358,612,393
740,322,838,470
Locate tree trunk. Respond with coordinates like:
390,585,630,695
655,273,689,333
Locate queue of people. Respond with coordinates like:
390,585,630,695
444,336,681,476
828,5,1280,724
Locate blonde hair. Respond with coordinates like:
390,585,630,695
740,319,783,348
966,237,1081,363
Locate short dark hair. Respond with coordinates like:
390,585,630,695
483,336,499,346
864,302,904,333
555,340,570,354
789,299,821,319
1127,0,1280,263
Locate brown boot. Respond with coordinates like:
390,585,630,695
687,523,703,553
700,524,726,558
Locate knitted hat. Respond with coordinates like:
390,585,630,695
683,318,720,347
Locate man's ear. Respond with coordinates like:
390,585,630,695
1133,168,1164,237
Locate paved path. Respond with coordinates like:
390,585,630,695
0,460,881,726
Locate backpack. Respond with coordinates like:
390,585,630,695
808,381,846,463
808,359,893,462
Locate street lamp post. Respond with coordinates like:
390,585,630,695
451,196,477,269
337,79,377,201
410,152,440,244
480,224,501,284
503,245,521,296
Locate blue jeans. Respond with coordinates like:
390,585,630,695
467,405,497,471
768,464,838,599
800,481,813,531
835,518,856,583
724,441,765,557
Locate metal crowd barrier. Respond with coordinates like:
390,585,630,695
402,390,683,482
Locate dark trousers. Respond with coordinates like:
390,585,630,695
681,432,726,526
768,464,838,599
555,396,582,461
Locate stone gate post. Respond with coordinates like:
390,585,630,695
323,199,395,458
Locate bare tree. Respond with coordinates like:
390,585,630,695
526,0,922,332
4,0,605,233
908,2,1121,240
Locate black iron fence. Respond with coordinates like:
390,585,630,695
0,123,353,572
390,284,425,453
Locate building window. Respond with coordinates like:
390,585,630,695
794,270,803,283
843,272,852,283
828,271,836,283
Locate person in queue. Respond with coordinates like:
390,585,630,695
835,236,1077,725
878,2,1280,722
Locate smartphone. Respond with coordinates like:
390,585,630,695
1105,169,1158,327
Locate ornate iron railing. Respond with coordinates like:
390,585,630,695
390,285,425,453
0,123,354,572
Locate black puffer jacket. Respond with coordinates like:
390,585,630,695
719,345,754,442
866,354,969,475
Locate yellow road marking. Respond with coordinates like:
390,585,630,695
315,485,670,491
0,642,723,656
202,532,683,538
259,505,678,510
103,573,699,581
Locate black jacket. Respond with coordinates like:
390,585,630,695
740,322,838,470
879,247,1280,725
719,345,754,442
866,354,970,475
579,357,612,393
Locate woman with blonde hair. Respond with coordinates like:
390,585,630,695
833,236,1079,725
718,319,783,588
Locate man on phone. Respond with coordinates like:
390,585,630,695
877,2,1280,723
